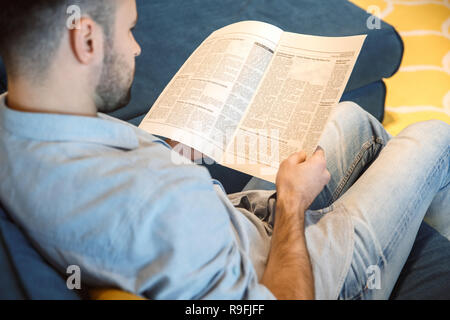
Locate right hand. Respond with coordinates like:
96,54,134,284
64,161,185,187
275,147,331,213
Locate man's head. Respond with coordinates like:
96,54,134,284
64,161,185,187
0,0,141,114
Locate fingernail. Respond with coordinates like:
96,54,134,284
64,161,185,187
315,146,324,152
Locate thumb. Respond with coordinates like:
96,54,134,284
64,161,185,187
311,146,326,161
288,150,307,164
314,146,324,154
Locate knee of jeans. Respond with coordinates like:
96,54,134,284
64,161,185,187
334,101,367,118
402,120,450,149
330,101,378,136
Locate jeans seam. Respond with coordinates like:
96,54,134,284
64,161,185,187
331,136,384,205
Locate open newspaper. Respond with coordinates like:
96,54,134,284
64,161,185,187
139,21,366,183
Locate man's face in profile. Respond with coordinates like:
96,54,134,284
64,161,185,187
94,0,141,113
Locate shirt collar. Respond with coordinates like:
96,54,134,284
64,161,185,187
0,92,140,150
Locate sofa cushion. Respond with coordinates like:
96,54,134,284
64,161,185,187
108,0,403,122
0,204,80,300
0,228,25,299
390,222,450,300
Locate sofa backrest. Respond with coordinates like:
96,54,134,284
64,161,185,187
0,206,25,299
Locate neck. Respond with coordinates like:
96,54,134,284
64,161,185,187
6,75,98,118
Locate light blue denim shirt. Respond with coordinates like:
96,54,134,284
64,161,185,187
0,93,276,299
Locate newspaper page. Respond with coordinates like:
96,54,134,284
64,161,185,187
221,32,366,183
139,21,283,161
139,21,366,183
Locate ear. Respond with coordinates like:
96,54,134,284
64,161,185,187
69,17,104,65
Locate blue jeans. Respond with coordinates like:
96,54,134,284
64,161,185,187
243,101,450,299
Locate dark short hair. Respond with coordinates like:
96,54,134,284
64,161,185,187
0,0,117,79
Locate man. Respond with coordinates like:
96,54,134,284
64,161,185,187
0,0,448,299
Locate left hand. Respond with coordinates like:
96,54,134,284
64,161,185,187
165,139,205,162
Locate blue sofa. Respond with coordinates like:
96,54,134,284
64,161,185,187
1,0,449,300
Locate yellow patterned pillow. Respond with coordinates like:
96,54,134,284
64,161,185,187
350,0,450,136
89,288,146,300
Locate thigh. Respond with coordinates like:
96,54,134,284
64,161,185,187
424,180,450,240
336,120,450,299
310,101,392,210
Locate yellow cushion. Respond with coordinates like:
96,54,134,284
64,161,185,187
89,288,146,300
